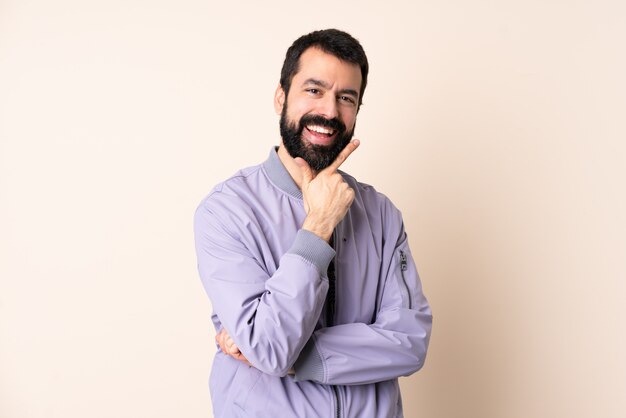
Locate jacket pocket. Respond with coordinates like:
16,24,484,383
397,249,413,309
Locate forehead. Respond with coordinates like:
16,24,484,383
292,47,362,91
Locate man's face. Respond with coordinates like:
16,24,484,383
276,47,362,171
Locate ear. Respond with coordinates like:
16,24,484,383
274,84,285,115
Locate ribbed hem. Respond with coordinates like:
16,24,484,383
288,230,335,275
293,336,325,383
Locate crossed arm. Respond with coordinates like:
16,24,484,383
214,234,432,386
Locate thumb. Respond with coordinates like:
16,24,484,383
294,157,313,185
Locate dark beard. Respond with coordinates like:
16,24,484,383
280,105,354,171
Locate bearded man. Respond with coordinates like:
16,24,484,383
194,29,432,418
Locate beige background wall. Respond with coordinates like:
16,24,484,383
1,1,624,417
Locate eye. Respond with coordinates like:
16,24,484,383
339,95,356,105
306,88,321,95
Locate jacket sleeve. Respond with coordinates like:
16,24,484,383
293,221,433,386
194,197,334,376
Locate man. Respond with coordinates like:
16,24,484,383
194,29,432,417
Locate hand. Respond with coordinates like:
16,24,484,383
215,328,252,366
297,139,360,242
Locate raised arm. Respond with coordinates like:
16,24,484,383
195,141,361,376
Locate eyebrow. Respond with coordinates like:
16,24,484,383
303,78,359,99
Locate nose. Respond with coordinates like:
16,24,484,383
316,94,339,120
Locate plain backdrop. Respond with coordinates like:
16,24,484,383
1,1,625,417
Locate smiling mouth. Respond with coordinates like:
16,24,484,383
306,124,336,137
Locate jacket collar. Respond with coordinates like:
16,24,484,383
263,147,303,199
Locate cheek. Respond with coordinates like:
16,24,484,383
288,99,314,118
343,114,357,131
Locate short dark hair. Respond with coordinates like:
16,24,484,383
279,29,369,109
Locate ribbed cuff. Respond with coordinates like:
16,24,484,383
288,229,335,275
293,336,325,382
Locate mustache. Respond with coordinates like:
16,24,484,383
298,114,346,134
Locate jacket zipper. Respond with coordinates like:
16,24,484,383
328,232,341,418
332,384,341,418
399,250,412,309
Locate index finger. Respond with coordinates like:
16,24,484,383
325,139,360,172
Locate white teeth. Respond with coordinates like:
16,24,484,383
307,125,334,135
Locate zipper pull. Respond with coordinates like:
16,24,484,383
400,250,408,271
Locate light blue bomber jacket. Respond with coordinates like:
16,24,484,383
194,148,432,418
